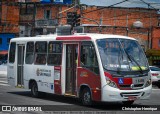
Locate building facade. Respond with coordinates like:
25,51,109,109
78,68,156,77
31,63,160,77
0,0,19,55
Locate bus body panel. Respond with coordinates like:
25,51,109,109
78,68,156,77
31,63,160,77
77,67,101,101
23,65,54,93
7,63,16,86
61,44,66,95
7,43,18,87
54,66,62,94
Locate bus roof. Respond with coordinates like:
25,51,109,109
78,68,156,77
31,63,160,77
10,33,136,42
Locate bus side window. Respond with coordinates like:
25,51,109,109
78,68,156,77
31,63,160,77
80,41,99,75
25,42,34,64
47,41,62,65
34,41,47,65
9,42,16,63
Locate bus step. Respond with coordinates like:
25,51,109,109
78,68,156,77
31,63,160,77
64,93,76,97
16,85,24,88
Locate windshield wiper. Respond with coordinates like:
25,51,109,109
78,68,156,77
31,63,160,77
118,39,143,74
124,50,143,74
117,48,122,74
118,39,131,71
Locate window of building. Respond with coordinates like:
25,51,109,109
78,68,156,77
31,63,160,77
80,41,99,74
9,42,16,63
20,3,34,15
0,38,2,45
44,10,51,19
25,42,34,64
35,41,47,65
47,42,62,65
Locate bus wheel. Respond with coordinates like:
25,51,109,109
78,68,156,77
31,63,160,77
81,88,92,105
31,82,39,97
122,101,134,105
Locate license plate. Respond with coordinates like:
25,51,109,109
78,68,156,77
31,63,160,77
128,96,137,101
133,78,145,84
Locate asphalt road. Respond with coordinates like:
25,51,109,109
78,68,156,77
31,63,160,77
0,74,160,114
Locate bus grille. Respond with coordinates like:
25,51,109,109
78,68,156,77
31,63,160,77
119,84,144,89
134,84,144,87
120,92,144,99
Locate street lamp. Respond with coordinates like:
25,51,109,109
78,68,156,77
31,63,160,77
133,21,143,28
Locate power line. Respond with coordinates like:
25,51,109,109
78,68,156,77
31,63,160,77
79,1,159,25
82,0,128,15
0,12,158,25
81,8,159,21
139,0,158,10
81,0,160,16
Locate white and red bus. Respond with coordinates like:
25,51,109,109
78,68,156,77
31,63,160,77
7,33,152,105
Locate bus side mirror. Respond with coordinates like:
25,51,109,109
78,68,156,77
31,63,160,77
89,46,94,58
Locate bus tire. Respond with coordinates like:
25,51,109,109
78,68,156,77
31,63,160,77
122,101,134,105
31,82,39,98
157,84,160,88
81,88,92,105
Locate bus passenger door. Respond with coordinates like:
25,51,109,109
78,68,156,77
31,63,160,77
17,44,25,87
65,44,78,95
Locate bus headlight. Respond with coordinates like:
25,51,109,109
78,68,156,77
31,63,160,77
145,79,151,87
145,72,152,87
106,79,117,88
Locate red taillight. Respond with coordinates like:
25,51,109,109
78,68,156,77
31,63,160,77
152,73,159,76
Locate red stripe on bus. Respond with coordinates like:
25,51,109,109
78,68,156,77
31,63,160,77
54,66,61,70
114,78,132,84
104,72,132,85
56,36,91,41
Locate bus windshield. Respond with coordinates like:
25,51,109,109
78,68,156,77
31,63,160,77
97,38,149,72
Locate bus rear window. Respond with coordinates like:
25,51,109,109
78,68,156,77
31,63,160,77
9,42,16,63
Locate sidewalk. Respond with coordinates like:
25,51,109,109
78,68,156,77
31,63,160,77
0,64,7,77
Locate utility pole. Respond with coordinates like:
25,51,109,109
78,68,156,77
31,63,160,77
74,0,77,11
74,0,79,12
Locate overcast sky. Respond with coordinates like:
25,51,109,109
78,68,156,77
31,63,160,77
80,0,160,10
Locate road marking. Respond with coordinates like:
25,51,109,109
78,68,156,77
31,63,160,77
0,80,9,86
0,83,10,86
152,88,160,91
0,80,8,84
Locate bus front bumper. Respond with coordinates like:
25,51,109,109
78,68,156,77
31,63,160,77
102,85,152,102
